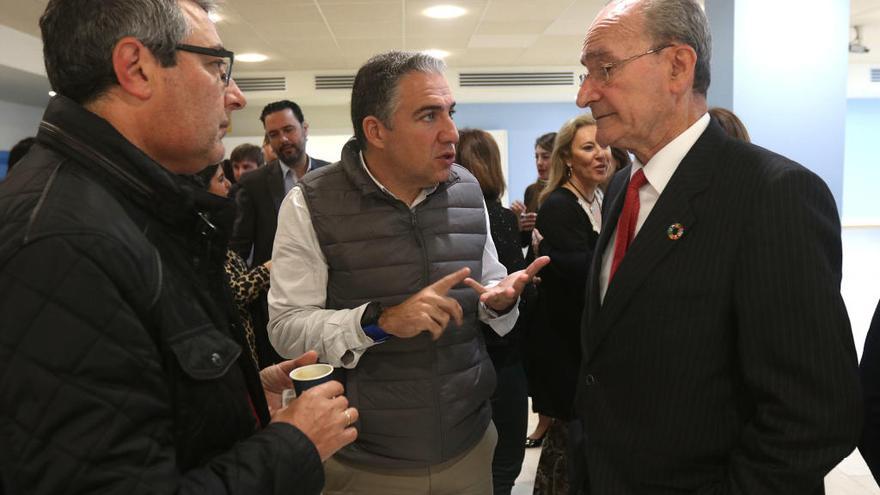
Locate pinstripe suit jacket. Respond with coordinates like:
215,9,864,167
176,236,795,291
858,299,880,482
574,119,862,494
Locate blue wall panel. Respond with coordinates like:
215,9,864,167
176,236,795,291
731,0,849,209
843,98,880,223
0,151,8,180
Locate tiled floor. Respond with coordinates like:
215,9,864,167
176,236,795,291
513,227,880,495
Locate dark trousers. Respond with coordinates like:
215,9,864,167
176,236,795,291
568,419,587,495
489,360,529,495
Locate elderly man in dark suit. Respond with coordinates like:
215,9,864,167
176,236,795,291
231,99,329,367
859,300,880,483
572,0,862,493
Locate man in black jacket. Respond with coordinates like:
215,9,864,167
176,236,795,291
0,1,357,494
231,100,329,368
231,100,330,269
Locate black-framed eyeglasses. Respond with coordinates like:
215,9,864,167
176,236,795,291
578,44,673,86
175,44,235,87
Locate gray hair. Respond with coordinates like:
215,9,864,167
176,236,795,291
40,0,216,105
350,51,447,148
639,0,712,96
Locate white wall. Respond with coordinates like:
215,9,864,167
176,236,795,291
0,100,42,149
843,98,880,226
849,64,880,99
0,26,45,77
223,134,352,164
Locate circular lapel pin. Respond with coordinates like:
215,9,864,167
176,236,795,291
667,223,685,240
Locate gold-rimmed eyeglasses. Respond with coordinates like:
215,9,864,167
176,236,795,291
578,44,673,86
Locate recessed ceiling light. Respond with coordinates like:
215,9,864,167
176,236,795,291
208,11,222,23
422,5,466,19
422,49,450,59
237,53,269,63
48,90,56,97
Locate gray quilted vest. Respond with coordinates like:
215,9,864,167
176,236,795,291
298,138,496,468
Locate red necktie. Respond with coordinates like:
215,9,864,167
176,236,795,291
609,169,648,281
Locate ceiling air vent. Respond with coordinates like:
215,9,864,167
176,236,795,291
315,75,355,90
235,77,286,92
459,71,574,87
871,68,880,83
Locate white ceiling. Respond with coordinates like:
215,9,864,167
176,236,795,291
4,0,878,69
1,0,608,71
0,0,877,104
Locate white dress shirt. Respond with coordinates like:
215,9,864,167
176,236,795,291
278,156,315,194
268,154,517,368
598,113,710,302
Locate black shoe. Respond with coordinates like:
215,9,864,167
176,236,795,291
524,436,544,448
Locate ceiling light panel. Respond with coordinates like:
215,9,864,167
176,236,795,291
237,53,269,63
422,49,451,59
423,5,467,19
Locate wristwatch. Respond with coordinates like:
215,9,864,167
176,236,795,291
360,301,389,342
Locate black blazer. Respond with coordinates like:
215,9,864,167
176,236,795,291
859,299,880,483
575,119,861,494
229,157,328,368
527,187,597,420
230,157,329,265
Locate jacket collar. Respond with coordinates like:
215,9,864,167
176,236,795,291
339,137,461,206
36,95,231,237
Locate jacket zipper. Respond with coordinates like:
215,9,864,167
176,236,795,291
410,207,444,461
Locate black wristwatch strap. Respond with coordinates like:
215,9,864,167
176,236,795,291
360,301,384,327
360,302,389,342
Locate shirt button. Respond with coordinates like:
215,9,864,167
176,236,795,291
211,352,222,366
585,374,597,386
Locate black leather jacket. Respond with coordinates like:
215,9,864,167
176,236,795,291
0,96,323,494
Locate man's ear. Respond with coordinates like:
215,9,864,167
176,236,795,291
668,44,697,95
111,36,156,101
302,121,309,138
363,116,387,150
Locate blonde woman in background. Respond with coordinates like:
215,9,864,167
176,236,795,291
527,114,610,494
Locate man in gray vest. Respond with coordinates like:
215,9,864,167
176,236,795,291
268,51,549,494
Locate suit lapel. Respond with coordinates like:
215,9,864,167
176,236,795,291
267,161,285,213
586,121,724,359
587,166,630,321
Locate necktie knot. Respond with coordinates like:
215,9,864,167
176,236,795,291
629,168,647,191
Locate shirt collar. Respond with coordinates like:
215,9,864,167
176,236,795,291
358,151,438,208
631,112,710,193
278,156,312,177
